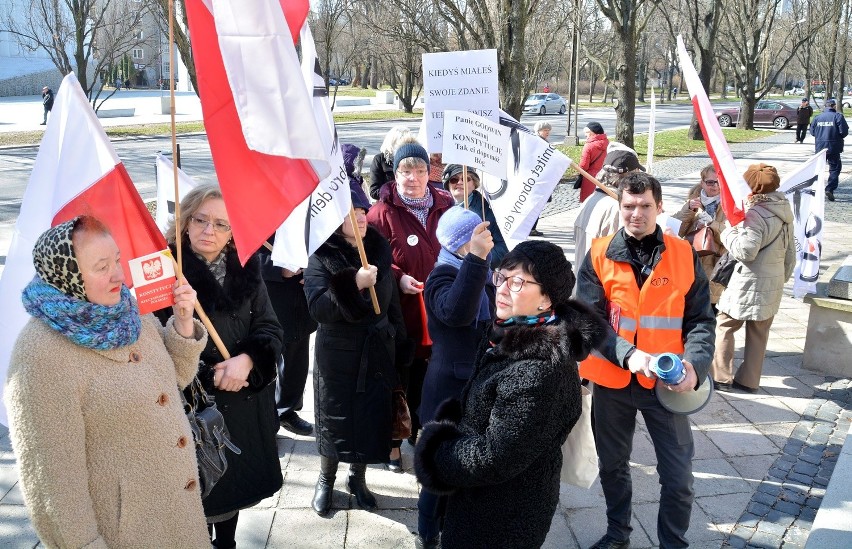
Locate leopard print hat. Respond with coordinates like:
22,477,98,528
32,217,88,301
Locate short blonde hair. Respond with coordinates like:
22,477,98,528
164,183,233,253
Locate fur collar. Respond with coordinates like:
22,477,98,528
489,299,608,365
313,226,391,275
172,238,262,315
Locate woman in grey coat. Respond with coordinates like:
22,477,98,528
711,164,796,393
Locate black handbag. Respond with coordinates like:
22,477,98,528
182,373,241,499
710,251,738,287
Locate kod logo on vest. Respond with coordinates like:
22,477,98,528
650,277,670,287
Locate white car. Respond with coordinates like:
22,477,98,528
523,93,567,115
784,87,804,96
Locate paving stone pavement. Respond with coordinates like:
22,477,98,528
2,131,852,548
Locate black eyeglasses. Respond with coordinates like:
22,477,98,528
703,179,719,186
190,215,231,233
492,271,542,292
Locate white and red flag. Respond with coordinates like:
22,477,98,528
155,153,200,232
0,73,174,425
677,35,751,225
271,21,350,270
184,0,324,263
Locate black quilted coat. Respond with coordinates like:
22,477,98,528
414,301,608,548
304,227,410,463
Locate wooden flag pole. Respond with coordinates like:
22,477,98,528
348,206,381,314
167,0,183,274
170,257,231,359
165,2,230,359
570,161,619,200
462,165,469,209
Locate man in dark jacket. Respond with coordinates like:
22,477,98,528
810,98,849,201
41,86,54,125
577,173,715,549
795,98,813,144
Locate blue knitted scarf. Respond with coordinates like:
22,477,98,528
22,276,141,350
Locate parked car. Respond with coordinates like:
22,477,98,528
715,100,798,129
523,93,567,115
784,87,805,96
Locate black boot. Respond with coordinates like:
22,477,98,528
348,463,377,510
312,456,338,516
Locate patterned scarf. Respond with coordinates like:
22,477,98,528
700,190,720,218
488,311,557,347
22,275,141,350
398,187,433,227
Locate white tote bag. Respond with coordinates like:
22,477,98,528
560,385,599,489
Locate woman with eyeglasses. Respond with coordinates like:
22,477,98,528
160,184,284,549
415,206,495,548
672,164,728,309
414,241,608,548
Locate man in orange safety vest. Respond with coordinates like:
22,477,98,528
577,172,715,549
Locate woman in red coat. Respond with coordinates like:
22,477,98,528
366,137,454,457
577,121,609,202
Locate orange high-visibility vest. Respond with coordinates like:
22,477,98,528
579,233,695,389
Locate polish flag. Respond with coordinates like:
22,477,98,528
185,0,323,264
677,36,750,225
271,20,351,270
0,73,174,425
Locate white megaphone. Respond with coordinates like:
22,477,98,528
651,353,714,415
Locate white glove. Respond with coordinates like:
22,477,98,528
626,349,655,378
697,210,713,225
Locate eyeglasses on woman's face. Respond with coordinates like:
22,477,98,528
492,271,542,292
702,179,719,187
189,215,231,233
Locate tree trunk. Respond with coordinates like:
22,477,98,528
614,32,637,148
738,79,757,129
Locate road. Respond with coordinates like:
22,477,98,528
0,102,729,225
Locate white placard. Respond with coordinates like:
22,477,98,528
441,110,510,177
422,49,499,153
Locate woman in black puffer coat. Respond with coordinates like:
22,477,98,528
158,184,284,549
415,241,608,549
303,182,410,516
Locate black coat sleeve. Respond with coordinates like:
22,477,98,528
369,155,388,200
422,360,575,489
233,282,283,389
681,248,716,384
304,256,373,324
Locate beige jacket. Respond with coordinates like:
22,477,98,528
5,314,210,549
718,192,796,321
672,183,728,303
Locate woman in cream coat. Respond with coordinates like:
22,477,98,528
711,164,795,393
5,216,210,548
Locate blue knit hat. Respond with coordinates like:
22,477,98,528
393,141,430,172
436,206,481,253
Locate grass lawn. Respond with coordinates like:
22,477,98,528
553,128,767,177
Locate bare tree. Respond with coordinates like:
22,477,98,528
149,0,198,95
718,0,816,129
596,0,659,148
2,0,149,109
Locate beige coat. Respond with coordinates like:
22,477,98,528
672,183,728,303
5,314,210,549
718,192,796,321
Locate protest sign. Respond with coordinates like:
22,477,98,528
422,49,499,153
441,110,509,177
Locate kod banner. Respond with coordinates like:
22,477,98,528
442,110,509,177
422,49,499,153
483,115,570,245
779,150,827,299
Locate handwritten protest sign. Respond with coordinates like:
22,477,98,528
441,110,509,177
422,49,499,153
